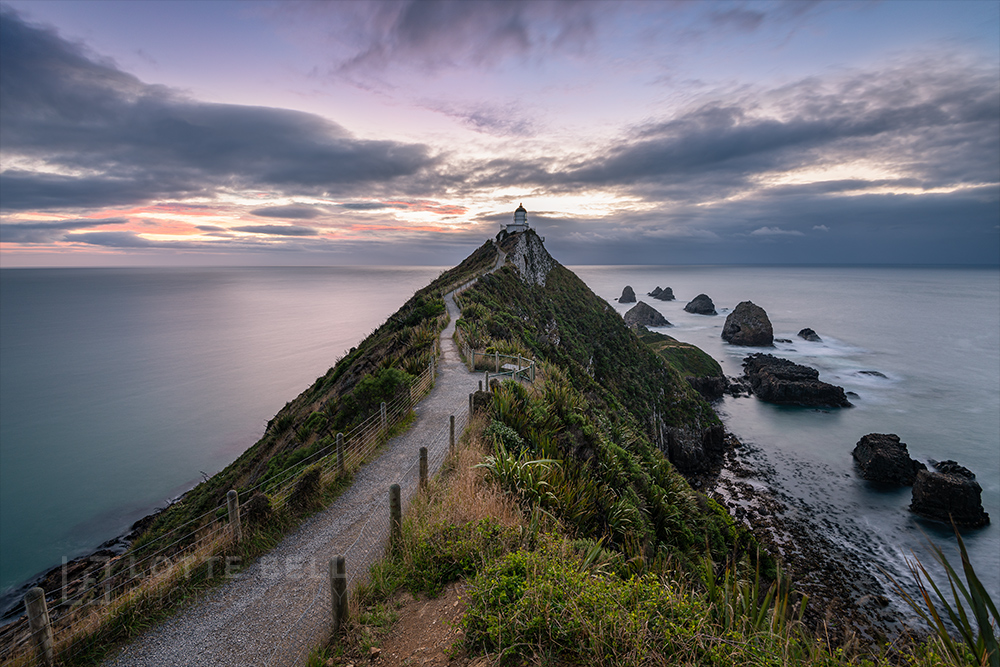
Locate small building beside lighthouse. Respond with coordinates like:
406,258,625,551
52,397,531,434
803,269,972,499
505,203,530,234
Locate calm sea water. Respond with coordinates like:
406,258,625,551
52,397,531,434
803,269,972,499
0,266,444,605
573,266,1000,602
1,265,997,612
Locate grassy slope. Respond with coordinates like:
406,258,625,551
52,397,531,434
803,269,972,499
455,232,752,562
637,328,724,378
129,241,498,553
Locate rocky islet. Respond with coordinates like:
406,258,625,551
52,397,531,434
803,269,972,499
722,301,774,346
623,301,670,328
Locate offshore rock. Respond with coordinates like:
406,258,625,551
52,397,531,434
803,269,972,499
684,293,716,315
618,285,637,303
654,287,675,301
623,301,670,328
743,353,851,408
852,433,926,485
798,327,822,342
722,301,774,346
648,286,663,297
910,462,990,528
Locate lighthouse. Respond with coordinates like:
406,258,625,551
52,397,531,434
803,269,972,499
504,203,529,234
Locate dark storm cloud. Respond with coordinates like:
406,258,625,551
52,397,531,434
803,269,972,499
0,8,436,212
0,217,128,243
250,205,326,219
231,225,319,237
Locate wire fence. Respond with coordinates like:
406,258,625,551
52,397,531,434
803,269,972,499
273,407,471,667
453,326,536,383
2,356,445,667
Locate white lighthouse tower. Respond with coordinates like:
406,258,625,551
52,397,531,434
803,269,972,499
504,203,529,234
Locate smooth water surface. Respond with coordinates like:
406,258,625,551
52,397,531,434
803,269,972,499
0,266,443,600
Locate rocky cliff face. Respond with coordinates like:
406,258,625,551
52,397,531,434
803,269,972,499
503,230,554,287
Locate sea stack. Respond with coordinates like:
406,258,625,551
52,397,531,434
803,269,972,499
722,301,773,346
910,461,990,528
684,294,716,315
619,286,636,303
742,353,851,408
852,434,926,485
654,287,675,301
623,302,670,328
798,328,822,342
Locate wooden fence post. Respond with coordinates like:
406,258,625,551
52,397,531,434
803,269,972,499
469,392,474,415
389,484,402,551
419,447,428,488
449,415,455,453
336,433,344,473
24,588,53,667
329,556,348,639
495,351,499,373
227,490,242,543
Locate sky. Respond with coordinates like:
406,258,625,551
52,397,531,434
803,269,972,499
0,0,998,267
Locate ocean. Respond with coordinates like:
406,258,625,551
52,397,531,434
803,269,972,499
0,266,443,608
1,265,997,613
573,265,1000,604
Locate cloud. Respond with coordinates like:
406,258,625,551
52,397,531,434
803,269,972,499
250,205,326,219
0,217,129,243
68,231,158,248
0,8,436,212
231,225,319,237
813,224,829,232
338,201,405,210
321,0,598,74
461,56,999,211
750,226,804,236
424,101,537,137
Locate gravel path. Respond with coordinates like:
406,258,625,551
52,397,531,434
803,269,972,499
103,267,497,667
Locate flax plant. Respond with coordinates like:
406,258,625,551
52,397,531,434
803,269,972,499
886,528,998,667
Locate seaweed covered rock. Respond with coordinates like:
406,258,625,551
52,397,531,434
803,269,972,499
623,301,670,328
852,434,925,485
743,353,851,408
618,285,637,303
684,294,716,315
910,462,990,528
722,301,773,346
